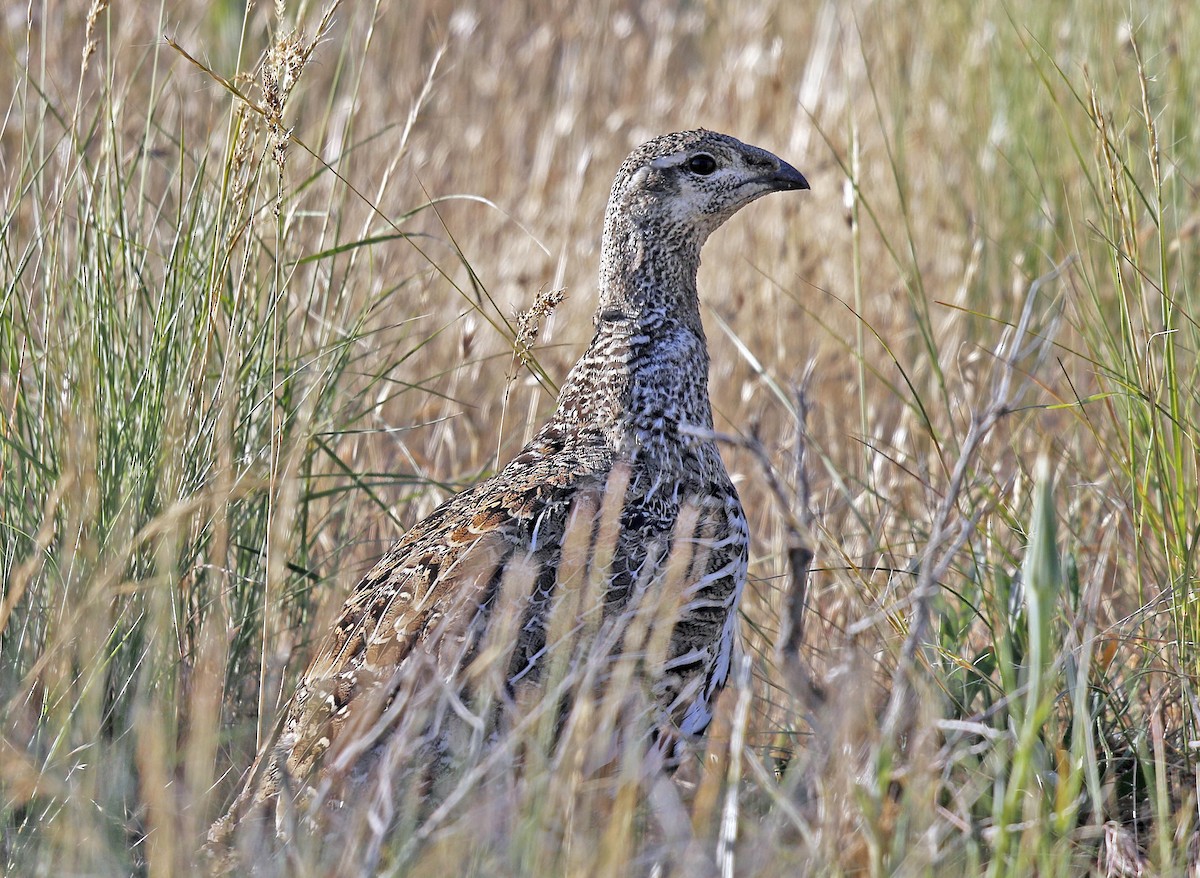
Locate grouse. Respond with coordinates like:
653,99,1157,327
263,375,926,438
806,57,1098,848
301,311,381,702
209,128,808,849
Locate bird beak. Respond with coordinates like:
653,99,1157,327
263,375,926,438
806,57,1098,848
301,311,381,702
769,158,810,191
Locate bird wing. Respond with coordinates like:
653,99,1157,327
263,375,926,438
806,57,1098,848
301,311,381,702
276,447,612,790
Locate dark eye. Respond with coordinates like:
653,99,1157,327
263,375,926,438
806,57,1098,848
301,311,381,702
687,153,717,175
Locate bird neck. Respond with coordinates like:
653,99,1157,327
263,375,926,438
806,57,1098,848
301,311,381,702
596,208,706,332
548,214,717,456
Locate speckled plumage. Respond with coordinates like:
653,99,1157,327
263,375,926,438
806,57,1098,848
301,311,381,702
208,129,807,851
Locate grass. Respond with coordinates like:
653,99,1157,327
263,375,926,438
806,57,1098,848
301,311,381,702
2,0,1198,874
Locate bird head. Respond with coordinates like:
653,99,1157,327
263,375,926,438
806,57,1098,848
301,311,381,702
607,129,809,242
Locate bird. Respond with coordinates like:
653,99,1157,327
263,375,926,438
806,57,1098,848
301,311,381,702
207,129,808,855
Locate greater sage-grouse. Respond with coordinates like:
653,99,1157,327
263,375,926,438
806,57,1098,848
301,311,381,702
210,129,808,849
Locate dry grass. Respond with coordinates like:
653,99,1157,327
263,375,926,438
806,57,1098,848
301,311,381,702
2,0,1198,875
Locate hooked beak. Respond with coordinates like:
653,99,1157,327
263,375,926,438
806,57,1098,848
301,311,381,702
768,158,810,191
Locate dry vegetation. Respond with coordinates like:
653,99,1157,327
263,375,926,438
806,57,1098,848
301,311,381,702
2,0,1198,875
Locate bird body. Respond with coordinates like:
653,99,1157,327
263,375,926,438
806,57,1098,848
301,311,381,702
209,129,807,851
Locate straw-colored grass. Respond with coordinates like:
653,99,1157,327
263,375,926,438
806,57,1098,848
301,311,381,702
2,1,1197,874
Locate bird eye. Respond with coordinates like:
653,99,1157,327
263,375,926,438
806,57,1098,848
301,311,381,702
687,153,717,175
